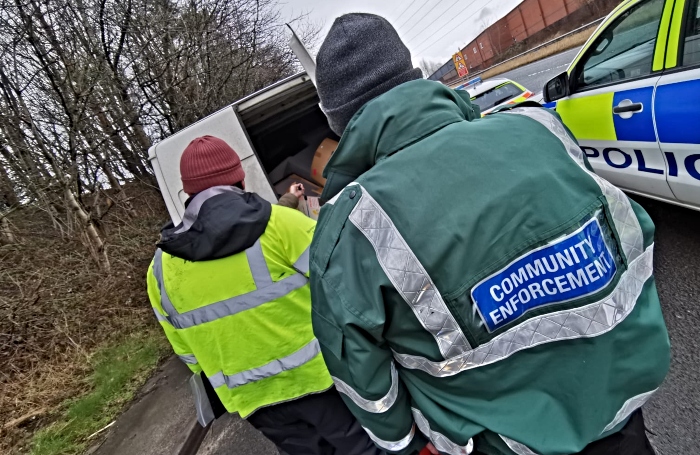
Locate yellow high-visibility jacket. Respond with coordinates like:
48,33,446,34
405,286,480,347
147,186,332,417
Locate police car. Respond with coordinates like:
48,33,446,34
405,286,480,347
542,0,700,211
457,77,535,115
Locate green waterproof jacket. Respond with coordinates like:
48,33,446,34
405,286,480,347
309,80,670,455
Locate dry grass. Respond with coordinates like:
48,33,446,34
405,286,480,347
0,183,170,454
28,329,169,455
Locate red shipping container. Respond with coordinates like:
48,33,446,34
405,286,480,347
540,0,568,27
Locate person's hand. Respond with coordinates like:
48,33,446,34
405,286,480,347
289,183,304,199
419,442,439,455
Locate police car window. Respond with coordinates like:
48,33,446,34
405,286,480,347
470,83,523,111
577,0,665,89
682,0,700,66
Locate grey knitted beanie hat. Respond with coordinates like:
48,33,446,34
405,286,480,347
315,13,423,136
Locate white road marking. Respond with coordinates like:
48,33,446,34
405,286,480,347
527,64,569,77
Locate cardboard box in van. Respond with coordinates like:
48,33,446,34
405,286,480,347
273,174,323,198
310,138,337,186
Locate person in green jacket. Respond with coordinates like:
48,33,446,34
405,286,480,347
147,135,383,455
309,13,670,455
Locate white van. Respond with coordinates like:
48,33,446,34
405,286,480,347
148,32,332,224
148,71,336,224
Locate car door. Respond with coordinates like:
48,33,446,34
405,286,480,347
556,0,676,200
654,0,700,206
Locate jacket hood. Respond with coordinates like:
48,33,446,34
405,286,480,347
157,186,271,261
320,79,480,201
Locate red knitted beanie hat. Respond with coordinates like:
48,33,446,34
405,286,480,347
180,136,246,195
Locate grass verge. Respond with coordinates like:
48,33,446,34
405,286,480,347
28,330,170,455
1,183,170,454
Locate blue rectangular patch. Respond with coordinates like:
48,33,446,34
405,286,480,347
655,79,700,144
471,218,617,332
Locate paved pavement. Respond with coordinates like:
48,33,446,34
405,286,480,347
90,358,197,455
89,355,277,455
197,413,276,455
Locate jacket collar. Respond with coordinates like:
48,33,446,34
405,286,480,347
158,186,271,262
321,79,480,201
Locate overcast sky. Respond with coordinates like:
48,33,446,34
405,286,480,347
280,0,526,66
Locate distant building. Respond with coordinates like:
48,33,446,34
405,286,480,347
428,0,619,84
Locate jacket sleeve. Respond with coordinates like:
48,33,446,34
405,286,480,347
147,260,202,374
277,193,300,210
311,240,428,454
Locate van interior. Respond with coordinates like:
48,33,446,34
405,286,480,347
238,76,339,198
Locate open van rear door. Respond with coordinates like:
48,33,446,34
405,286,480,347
288,25,316,85
148,106,277,225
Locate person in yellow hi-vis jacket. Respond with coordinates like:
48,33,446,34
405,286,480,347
147,136,383,455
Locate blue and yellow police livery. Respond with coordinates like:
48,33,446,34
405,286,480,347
458,77,535,116
543,0,700,211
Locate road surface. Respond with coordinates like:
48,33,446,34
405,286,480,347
197,47,700,455
634,196,700,454
498,46,582,94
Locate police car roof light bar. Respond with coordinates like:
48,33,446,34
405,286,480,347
465,77,482,87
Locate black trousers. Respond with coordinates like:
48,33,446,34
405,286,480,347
472,409,655,455
575,410,655,455
247,388,385,455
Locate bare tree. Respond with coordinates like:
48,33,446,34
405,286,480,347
0,0,318,269
419,58,444,78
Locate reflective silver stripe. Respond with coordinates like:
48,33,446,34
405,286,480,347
393,108,652,376
208,338,321,389
152,307,170,324
152,238,308,329
168,273,308,329
178,354,198,365
189,373,215,427
602,388,657,433
501,436,538,455
412,408,474,455
293,247,310,275
175,186,241,234
348,185,471,359
394,245,654,376
246,240,273,289
333,362,399,413
503,108,644,264
153,249,178,316
363,425,415,452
